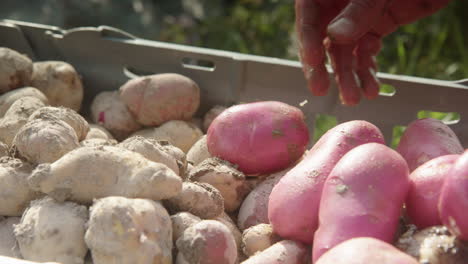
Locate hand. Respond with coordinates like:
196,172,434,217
296,0,452,105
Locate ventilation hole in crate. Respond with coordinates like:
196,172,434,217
391,125,407,149
314,114,338,142
181,57,215,71
123,66,156,79
379,84,396,96
417,110,460,125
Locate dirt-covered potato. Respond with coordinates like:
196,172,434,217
0,87,48,117
396,225,468,264
203,105,227,132
0,140,8,157
187,135,212,166
171,212,201,243
159,141,189,179
85,196,173,264
119,73,200,126
28,106,89,141
165,182,224,219
190,157,251,212
14,197,88,264
0,47,33,94
27,145,182,203
13,119,80,164
90,91,141,140
241,224,281,257
0,157,39,216
132,120,203,153
118,136,180,175
0,216,22,258
79,138,118,148
85,124,114,140
30,61,83,111
0,96,47,146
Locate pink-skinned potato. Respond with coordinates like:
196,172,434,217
406,154,460,228
207,101,309,176
315,237,419,264
397,118,463,172
268,120,385,243
176,220,237,264
439,150,468,240
119,73,200,126
312,143,410,262
237,168,288,231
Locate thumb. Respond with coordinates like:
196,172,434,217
327,0,388,43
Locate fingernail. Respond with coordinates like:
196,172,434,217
328,18,356,40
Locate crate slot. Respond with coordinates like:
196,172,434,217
417,110,460,125
123,66,157,79
181,57,215,72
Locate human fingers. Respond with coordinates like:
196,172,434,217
327,0,388,43
325,38,361,105
355,33,382,99
296,0,330,96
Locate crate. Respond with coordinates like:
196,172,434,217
1,19,467,147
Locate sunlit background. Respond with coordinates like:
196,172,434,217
2,0,467,81
2,0,467,146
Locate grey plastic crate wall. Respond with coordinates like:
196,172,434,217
1,19,467,147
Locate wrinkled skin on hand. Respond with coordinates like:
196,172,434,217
296,0,452,105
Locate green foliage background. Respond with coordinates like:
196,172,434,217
2,0,466,145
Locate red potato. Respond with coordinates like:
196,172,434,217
268,121,384,243
171,212,201,242
240,240,309,264
406,154,460,228
237,168,288,231
119,73,200,126
439,150,468,240
215,212,245,262
176,220,237,264
397,118,463,172
315,237,419,264
207,101,309,176
312,143,410,262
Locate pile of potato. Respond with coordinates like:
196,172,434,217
0,46,467,264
